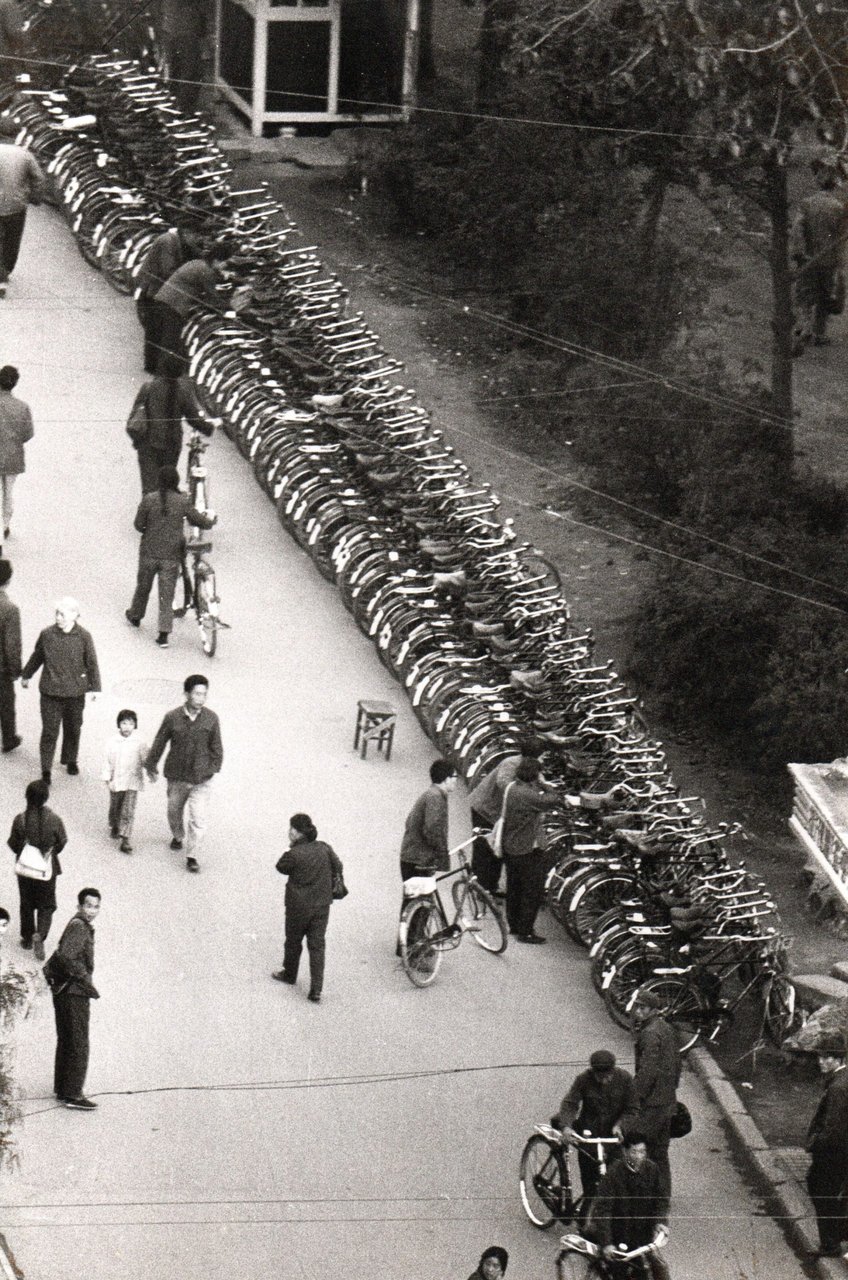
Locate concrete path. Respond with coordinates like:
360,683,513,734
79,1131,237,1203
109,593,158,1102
0,206,809,1280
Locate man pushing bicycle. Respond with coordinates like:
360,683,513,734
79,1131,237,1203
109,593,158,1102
555,1050,638,1202
583,1130,671,1279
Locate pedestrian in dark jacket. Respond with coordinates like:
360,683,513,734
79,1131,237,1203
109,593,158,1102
500,756,561,944
631,991,681,1195
48,886,101,1111
21,597,101,783
0,138,44,296
806,1034,848,1257
400,759,455,879
272,813,343,1004
151,243,232,374
136,226,202,373
8,778,66,959
0,364,33,537
557,1049,638,1200
466,734,548,894
126,465,216,646
0,558,21,751
145,673,223,873
467,1246,508,1280
588,1130,671,1280
127,360,214,493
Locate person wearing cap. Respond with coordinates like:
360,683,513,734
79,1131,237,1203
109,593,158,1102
0,135,44,297
556,1050,638,1201
0,364,33,539
631,991,681,1195
806,1034,848,1258
467,1246,508,1280
272,813,344,1004
0,557,20,752
588,1130,671,1279
792,149,848,354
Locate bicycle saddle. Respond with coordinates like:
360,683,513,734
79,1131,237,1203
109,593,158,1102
402,876,437,898
185,540,213,555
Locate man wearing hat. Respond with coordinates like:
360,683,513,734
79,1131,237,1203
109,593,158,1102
0,557,20,752
631,991,681,1195
806,1034,848,1258
0,364,33,538
556,1049,638,1201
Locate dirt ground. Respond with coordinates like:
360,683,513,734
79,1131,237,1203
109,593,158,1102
216,0,847,1145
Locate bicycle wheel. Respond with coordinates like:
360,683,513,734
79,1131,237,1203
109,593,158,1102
519,1134,567,1229
634,976,709,1048
451,880,507,954
568,871,636,947
763,972,800,1047
196,577,218,657
400,900,442,988
173,558,193,619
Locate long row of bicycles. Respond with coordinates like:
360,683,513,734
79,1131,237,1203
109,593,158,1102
4,55,800,1048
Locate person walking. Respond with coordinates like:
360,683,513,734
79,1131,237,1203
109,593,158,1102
101,709,147,854
587,1130,671,1280
556,1049,638,1201
792,149,848,354
0,0,23,78
150,242,232,374
126,465,216,648
500,756,561,944
467,1247,508,1280
0,135,44,297
127,361,215,494
0,364,33,537
8,778,66,961
145,674,223,873
0,558,21,752
20,597,101,784
806,1034,848,1258
272,813,343,1004
135,225,202,373
46,887,101,1111
467,734,548,894
631,991,681,1195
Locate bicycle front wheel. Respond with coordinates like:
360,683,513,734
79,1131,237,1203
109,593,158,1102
173,559,193,619
452,880,507,954
196,576,218,657
400,900,442,988
519,1134,567,1229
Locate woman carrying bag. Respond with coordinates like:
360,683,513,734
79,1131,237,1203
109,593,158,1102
272,813,346,1005
8,779,67,960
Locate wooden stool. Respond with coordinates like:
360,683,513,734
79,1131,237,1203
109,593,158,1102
354,699,397,761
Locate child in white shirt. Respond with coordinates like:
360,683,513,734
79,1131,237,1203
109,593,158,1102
102,709,147,853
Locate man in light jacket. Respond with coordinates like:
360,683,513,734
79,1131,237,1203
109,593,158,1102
21,597,101,783
500,756,561,944
0,364,33,538
0,136,44,296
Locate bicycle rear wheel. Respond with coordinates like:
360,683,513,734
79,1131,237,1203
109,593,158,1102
400,900,442,987
196,577,218,657
519,1134,567,1229
634,976,709,1051
451,880,507,954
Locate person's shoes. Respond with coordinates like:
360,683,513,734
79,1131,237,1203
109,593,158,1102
3,528,8,540
271,971,296,984
156,632,169,648
308,992,321,1003
41,770,51,785
1,735,21,753
491,889,506,899
0,284,7,299
169,837,183,851
125,610,140,628
186,856,199,873
120,838,132,854
66,763,79,776
516,933,547,944
20,938,31,950
65,1096,98,1111
32,933,45,962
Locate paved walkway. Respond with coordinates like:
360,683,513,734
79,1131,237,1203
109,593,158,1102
0,206,810,1280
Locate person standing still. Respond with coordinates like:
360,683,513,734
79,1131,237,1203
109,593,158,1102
0,364,33,538
0,558,21,752
20,597,101,784
126,465,216,648
0,135,44,297
272,813,344,1004
398,759,455,952
467,734,548,894
8,778,66,961
806,1034,848,1258
101,709,147,854
631,991,681,1196
150,242,232,374
500,756,561,944
48,887,101,1111
135,226,201,374
127,359,216,495
145,674,223,873
0,0,23,79
792,149,847,354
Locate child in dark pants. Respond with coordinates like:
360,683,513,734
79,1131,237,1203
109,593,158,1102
101,710,147,853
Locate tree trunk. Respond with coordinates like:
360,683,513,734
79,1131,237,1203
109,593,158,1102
476,0,516,112
418,0,437,83
765,157,794,473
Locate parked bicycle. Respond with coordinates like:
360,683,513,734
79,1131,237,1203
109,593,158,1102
399,836,507,987
519,1125,619,1230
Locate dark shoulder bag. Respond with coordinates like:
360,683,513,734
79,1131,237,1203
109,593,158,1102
329,849,348,901
126,385,150,447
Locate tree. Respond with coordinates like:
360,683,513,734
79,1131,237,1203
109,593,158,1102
502,0,848,464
